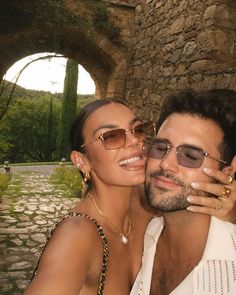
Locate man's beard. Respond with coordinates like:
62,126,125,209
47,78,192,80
145,169,209,213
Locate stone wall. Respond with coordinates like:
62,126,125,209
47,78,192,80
0,0,135,99
1,0,236,116
125,0,236,120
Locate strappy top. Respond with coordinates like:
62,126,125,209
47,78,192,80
33,212,109,295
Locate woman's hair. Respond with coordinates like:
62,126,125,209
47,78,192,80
70,98,128,190
70,98,127,152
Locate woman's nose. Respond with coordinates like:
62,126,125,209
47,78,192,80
125,130,139,147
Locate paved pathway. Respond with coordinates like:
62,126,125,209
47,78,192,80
0,165,79,294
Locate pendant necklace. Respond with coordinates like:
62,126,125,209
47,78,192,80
88,191,132,244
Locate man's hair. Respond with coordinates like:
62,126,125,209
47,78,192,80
156,89,236,165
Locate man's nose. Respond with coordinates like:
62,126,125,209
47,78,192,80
160,148,179,172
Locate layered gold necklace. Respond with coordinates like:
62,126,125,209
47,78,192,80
88,191,132,244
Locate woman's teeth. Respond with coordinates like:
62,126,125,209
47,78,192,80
119,156,141,166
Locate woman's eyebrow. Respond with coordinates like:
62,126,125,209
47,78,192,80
92,117,141,135
129,117,141,125
92,124,118,135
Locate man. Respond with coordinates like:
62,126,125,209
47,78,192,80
131,89,236,295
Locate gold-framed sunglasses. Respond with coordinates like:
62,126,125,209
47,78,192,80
81,121,155,150
144,138,227,168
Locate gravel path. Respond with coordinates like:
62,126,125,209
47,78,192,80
0,165,79,294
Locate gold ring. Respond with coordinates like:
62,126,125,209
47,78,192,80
215,200,223,210
228,175,234,184
221,186,231,198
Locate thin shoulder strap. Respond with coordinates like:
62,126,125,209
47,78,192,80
59,212,109,295
33,212,109,295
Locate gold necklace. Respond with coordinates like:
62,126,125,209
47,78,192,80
88,191,132,244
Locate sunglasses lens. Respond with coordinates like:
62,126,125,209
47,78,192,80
144,140,205,168
177,146,204,168
145,139,168,159
102,129,126,149
102,122,155,150
133,122,155,140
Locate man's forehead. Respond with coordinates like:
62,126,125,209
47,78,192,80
157,113,224,146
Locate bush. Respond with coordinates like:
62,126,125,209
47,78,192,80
0,173,9,196
51,166,83,198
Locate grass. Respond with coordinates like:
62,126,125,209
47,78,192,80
50,166,83,198
0,173,10,197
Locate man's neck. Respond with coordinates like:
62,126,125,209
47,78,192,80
161,210,211,252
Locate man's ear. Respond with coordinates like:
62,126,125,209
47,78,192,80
222,155,236,176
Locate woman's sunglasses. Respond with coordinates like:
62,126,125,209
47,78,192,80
144,138,227,168
81,122,155,150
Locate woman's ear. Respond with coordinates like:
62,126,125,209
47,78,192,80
70,150,91,172
70,150,81,168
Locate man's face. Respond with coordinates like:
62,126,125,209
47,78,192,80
145,113,224,212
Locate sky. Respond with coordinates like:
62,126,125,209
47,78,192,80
4,53,95,95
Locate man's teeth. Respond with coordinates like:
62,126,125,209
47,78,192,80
119,156,141,166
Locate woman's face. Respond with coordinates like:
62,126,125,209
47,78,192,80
82,102,146,188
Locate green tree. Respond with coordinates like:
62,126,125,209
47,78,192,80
45,96,54,161
0,95,60,163
57,59,78,160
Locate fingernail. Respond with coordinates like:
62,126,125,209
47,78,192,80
187,196,194,202
191,182,199,189
186,206,194,212
203,168,212,174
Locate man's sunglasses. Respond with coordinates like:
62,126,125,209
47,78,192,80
81,122,155,150
144,138,227,168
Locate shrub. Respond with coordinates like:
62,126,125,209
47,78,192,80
0,173,9,196
51,166,83,198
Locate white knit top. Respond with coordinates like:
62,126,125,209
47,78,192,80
130,216,236,295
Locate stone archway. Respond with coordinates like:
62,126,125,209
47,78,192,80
0,0,135,98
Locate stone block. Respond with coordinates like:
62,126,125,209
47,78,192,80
197,29,234,54
204,5,236,29
169,17,185,35
189,59,216,73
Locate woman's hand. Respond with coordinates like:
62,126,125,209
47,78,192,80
186,168,236,224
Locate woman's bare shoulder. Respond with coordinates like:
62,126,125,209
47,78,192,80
24,214,103,294
43,214,103,258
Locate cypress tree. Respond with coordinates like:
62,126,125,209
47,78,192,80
57,59,78,160
45,95,54,161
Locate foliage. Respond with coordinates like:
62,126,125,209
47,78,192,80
87,0,120,39
0,94,61,163
0,54,63,121
77,95,95,111
0,173,9,197
0,79,94,164
94,4,120,38
57,59,78,160
50,165,83,198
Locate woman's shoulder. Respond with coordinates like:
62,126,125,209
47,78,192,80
35,213,104,277
51,212,104,245
25,213,105,294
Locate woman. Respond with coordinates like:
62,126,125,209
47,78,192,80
25,99,236,294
